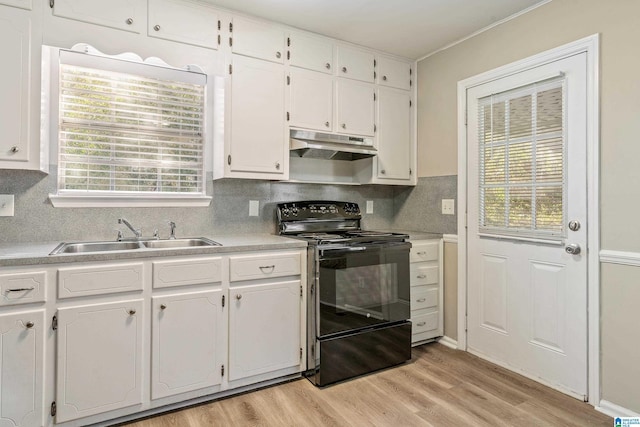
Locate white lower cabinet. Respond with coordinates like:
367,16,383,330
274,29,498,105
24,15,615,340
228,280,301,382
151,290,225,399
55,299,144,423
0,309,45,427
409,239,443,345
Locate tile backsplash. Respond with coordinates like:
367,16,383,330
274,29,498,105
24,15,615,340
0,169,456,243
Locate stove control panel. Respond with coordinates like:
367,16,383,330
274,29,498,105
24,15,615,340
277,201,361,220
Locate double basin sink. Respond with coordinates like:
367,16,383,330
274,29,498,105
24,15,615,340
50,237,221,255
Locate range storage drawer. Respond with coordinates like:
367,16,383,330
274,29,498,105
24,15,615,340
0,270,46,306
229,251,301,282
58,262,144,299
410,264,438,286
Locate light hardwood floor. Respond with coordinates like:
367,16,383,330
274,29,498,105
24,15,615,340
123,343,611,426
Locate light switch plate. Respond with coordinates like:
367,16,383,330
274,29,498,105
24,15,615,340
249,200,259,217
0,195,15,217
442,199,455,215
366,200,374,214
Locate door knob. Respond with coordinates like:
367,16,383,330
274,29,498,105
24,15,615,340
565,243,581,255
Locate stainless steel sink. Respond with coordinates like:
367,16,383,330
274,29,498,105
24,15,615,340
142,238,221,249
50,241,144,255
49,237,221,255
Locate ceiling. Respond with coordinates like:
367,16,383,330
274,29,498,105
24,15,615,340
202,0,549,59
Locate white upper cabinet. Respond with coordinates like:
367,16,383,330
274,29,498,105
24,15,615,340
336,80,375,137
0,4,44,171
288,31,333,74
228,54,287,177
0,0,31,9
336,44,375,83
51,0,143,33
289,68,333,132
377,56,412,91
231,16,285,64
376,87,412,181
148,0,219,49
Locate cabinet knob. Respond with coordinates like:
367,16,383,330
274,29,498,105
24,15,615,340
325,63,331,70
128,309,136,316
160,304,167,310
341,123,346,129
154,24,161,31
25,321,34,329
341,66,347,73
126,18,134,25
10,146,19,153
275,161,280,170
276,51,282,59
236,294,242,300
382,75,388,81
380,169,386,174
325,121,330,127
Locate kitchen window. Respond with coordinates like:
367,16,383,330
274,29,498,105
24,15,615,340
46,45,211,207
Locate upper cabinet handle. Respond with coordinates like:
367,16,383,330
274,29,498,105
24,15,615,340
382,75,388,81
154,25,161,31
126,18,134,25
25,321,34,329
276,51,282,59
128,309,136,316
325,63,331,70
341,66,347,73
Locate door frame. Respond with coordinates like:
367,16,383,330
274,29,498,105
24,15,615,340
456,34,600,404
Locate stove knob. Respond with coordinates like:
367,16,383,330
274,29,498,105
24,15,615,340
292,207,298,216
282,208,290,216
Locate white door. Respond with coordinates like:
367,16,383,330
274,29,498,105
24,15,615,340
151,290,225,399
466,53,588,398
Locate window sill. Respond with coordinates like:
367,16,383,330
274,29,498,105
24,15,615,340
49,194,212,208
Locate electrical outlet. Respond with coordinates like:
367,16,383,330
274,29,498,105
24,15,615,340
366,200,374,214
0,195,14,217
249,200,259,217
442,199,455,215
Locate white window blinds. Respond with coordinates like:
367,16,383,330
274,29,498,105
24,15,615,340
478,77,565,238
57,50,206,196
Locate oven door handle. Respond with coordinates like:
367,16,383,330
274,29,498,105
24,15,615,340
319,241,411,257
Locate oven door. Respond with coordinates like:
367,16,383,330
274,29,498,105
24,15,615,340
317,241,411,337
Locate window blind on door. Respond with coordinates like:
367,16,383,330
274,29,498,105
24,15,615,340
57,51,206,195
478,77,565,238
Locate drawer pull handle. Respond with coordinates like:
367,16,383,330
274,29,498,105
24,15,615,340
259,265,275,273
6,287,35,292
416,274,427,279
416,322,426,327
25,321,34,329
128,309,136,316
417,251,427,255
416,298,426,303
236,294,242,300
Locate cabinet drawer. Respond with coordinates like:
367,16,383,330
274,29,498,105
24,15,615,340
410,241,439,263
412,311,438,335
411,286,438,311
410,264,438,286
0,270,46,306
229,252,301,282
57,262,144,299
336,45,374,83
153,257,222,289
376,56,411,90
148,0,219,49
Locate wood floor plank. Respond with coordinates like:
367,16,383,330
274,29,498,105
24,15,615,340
122,343,611,427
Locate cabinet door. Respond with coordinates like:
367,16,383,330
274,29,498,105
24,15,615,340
0,6,31,164
52,0,142,33
229,55,286,176
148,0,219,49
336,80,375,136
152,290,225,399
336,45,375,83
56,300,144,423
0,0,31,9
377,56,412,91
377,87,412,180
289,31,333,74
229,280,301,381
231,16,285,64
290,68,333,132
0,310,45,427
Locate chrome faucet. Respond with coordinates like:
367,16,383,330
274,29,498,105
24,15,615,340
118,218,142,239
168,221,176,239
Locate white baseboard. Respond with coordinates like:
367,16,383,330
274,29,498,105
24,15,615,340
438,335,458,349
596,399,640,418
